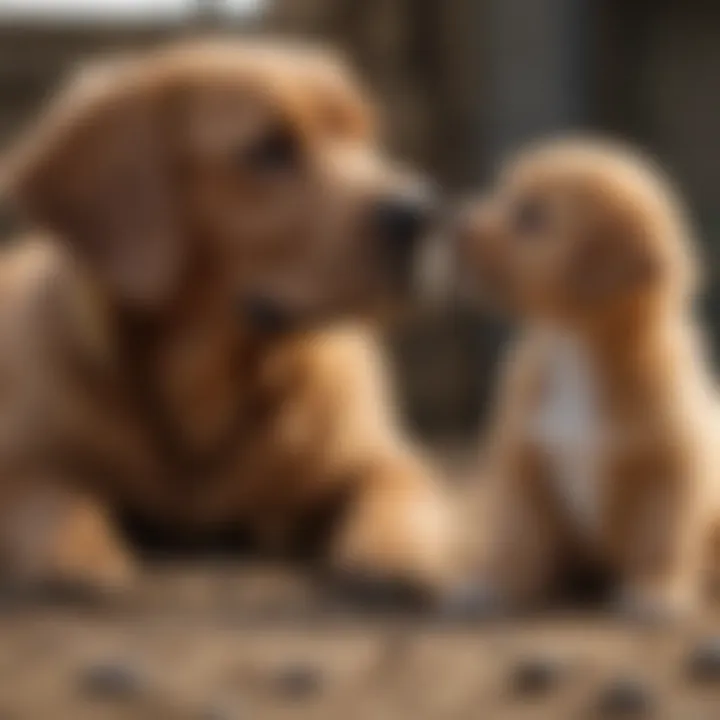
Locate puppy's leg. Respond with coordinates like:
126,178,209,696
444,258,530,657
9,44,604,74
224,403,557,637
612,463,705,621
0,480,136,594
329,453,454,604
472,449,564,613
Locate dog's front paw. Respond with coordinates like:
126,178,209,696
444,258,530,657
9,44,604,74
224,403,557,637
6,495,138,600
51,501,137,597
330,474,455,609
48,532,137,599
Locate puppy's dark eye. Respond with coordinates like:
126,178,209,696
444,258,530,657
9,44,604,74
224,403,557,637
511,196,548,238
242,125,299,173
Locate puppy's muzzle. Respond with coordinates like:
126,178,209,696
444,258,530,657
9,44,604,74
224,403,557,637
449,201,511,305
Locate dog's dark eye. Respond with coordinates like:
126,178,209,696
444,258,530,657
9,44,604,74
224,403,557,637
243,125,299,173
511,196,548,238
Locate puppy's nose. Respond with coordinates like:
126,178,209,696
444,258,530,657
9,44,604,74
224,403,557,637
372,189,437,273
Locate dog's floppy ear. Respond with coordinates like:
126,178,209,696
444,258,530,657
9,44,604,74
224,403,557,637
2,60,181,308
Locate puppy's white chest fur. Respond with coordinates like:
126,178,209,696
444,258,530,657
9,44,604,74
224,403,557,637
530,333,605,534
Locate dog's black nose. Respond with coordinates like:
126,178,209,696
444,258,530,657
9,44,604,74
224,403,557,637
372,191,435,253
373,190,436,274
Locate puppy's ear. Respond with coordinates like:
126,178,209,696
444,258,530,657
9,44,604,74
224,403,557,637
568,211,660,303
2,61,181,308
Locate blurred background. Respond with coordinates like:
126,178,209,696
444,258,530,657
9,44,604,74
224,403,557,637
0,0,719,441
1,4,720,718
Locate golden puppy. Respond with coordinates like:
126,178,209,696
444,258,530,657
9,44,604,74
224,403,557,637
0,40,454,600
456,138,720,618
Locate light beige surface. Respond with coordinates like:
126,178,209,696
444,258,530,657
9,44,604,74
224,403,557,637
0,561,719,720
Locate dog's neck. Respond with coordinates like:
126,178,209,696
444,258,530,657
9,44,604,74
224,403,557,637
103,265,276,465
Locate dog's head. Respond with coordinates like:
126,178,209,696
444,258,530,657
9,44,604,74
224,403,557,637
454,139,696,326
2,41,435,329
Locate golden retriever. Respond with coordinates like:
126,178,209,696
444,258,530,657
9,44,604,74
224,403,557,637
455,138,720,619
0,40,454,601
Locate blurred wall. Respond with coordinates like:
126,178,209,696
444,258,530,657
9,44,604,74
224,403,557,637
0,0,718,438
270,0,720,431
595,0,720,348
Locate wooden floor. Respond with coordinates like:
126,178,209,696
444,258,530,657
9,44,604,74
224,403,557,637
1,563,720,720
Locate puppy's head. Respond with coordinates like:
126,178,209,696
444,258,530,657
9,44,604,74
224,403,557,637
454,139,696,326
2,41,435,328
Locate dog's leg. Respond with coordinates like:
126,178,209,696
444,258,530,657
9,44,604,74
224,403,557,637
0,481,136,595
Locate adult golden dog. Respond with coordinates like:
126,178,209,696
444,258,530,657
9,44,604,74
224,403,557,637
456,139,720,619
0,41,453,600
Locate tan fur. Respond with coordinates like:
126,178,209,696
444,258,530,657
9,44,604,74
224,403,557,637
0,41,453,595
457,139,720,617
